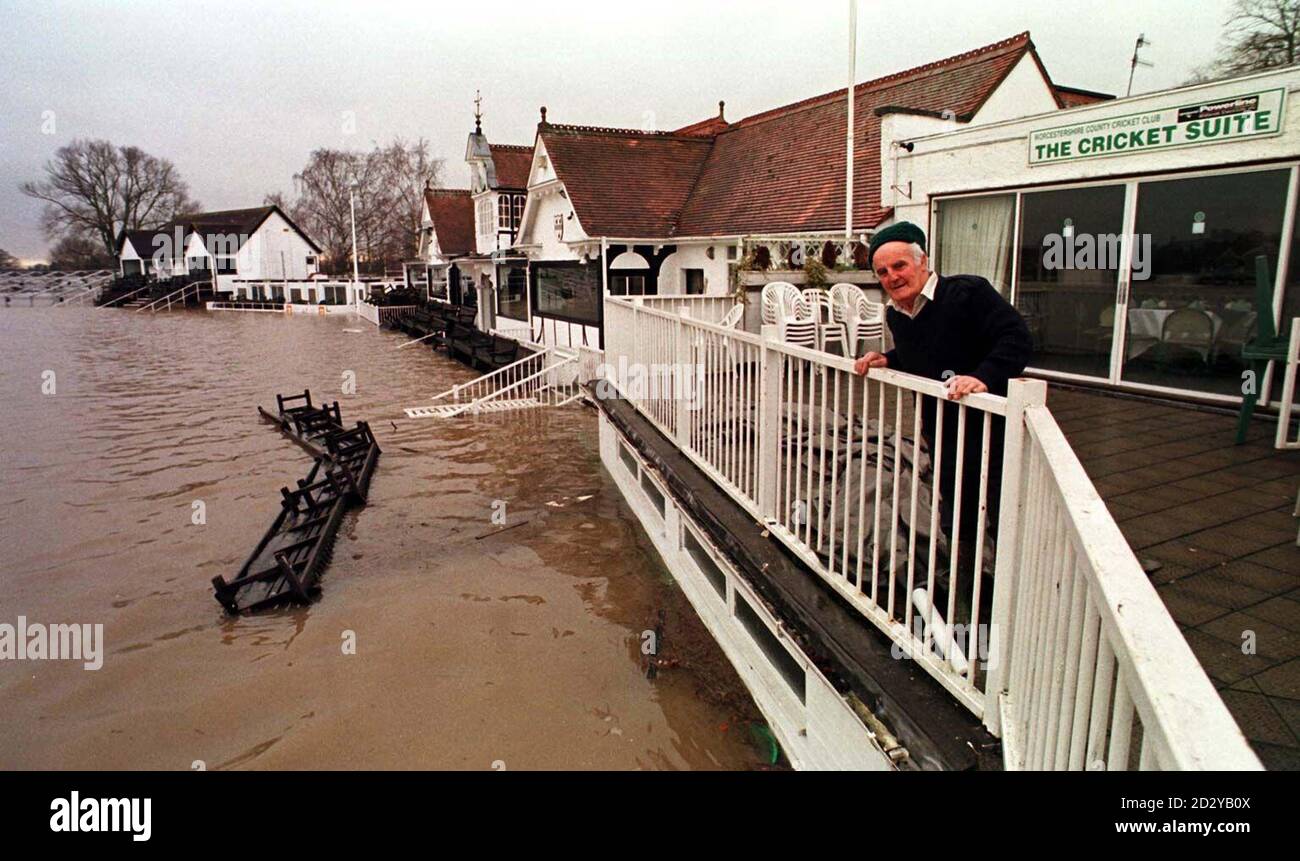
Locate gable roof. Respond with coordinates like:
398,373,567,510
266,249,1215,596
539,125,714,237
677,32,1040,235
116,205,321,258
488,144,534,190
532,33,1057,240
425,188,475,257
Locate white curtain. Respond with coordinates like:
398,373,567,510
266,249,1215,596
935,194,1016,295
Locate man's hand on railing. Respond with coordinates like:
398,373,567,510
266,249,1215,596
944,375,988,400
853,351,888,375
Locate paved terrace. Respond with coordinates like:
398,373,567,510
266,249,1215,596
1048,385,1300,770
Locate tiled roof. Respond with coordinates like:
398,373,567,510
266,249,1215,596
540,125,713,237
489,144,534,189
677,32,1038,235
1054,84,1114,108
118,205,322,258
425,188,475,257
533,33,1051,240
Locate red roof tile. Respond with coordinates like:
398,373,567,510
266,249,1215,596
530,34,1056,240
540,125,713,237
1054,84,1114,108
677,33,1038,235
489,144,534,189
425,188,475,257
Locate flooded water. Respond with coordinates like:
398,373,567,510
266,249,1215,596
0,308,769,770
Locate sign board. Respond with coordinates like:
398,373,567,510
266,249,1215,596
1029,88,1286,165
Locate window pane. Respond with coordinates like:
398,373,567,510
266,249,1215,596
934,194,1015,294
535,265,599,323
1123,168,1291,396
498,265,528,320
1016,184,1126,379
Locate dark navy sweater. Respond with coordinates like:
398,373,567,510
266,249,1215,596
882,274,1033,397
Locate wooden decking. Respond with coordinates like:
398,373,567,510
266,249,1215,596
1048,384,1300,769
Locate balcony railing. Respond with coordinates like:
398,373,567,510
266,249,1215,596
602,296,1259,770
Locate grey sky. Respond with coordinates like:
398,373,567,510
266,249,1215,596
0,0,1234,261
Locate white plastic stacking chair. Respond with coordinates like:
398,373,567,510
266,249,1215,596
802,288,846,353
761,281,801,326
852,295,886,355
827,283,862,357
718,303,744,329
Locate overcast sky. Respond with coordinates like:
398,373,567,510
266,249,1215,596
0,0,1236,261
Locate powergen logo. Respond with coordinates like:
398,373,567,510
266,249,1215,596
50,792,151,841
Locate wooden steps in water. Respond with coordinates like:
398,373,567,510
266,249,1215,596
212,396,381,614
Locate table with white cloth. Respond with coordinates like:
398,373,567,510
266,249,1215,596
1125,308,1223,361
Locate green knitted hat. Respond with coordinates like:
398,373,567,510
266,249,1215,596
868,221,927,268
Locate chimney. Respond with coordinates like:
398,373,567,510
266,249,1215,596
718,100,726,121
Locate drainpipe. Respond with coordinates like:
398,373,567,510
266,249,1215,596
845,0,857,248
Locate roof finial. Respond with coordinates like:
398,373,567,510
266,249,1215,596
540,105,548,124
474,89,482,133
718,100,726,120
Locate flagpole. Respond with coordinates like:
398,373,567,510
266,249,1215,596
845,0,857,247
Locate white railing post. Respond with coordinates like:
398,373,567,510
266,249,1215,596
984,376,1048,736
757,323,782,522
675,309,692,448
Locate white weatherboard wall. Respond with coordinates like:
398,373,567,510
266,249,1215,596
890,66,1300,227
238,210,317,282
598,415,893,771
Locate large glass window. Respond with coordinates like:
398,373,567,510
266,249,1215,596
498,265,528,320
1016,184,1127,378
934,193,1015,295
498,196,512,230
609,274,650,296
534,264,600,324
1122,169,1291,396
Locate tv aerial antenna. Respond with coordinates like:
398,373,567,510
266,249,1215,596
1126,34,1153,97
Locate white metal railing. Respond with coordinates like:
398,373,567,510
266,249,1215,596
58,283,105,307
205,300,285,313
636,294,740,325
404,347,579,418
136,280,205,313
426,347,550,407
98,283,154,308
1276,319,1299,450
356,302,416,327
602,296,1259,770
996,406,1257,769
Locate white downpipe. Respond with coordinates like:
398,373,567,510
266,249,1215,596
845,0,856,245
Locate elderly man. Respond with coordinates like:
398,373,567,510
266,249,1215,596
853,221,1032,553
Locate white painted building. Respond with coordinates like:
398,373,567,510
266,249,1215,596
117,205,321,298
511,32,1105,349
889,65,1300,406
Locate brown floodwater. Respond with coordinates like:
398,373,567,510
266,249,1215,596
0,307,769,770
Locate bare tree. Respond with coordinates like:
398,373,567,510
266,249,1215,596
372,137,444,266
1192,0,1300,82
20,139,201,260
285,139,444,275
0,248,16,269
49,234,114,270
